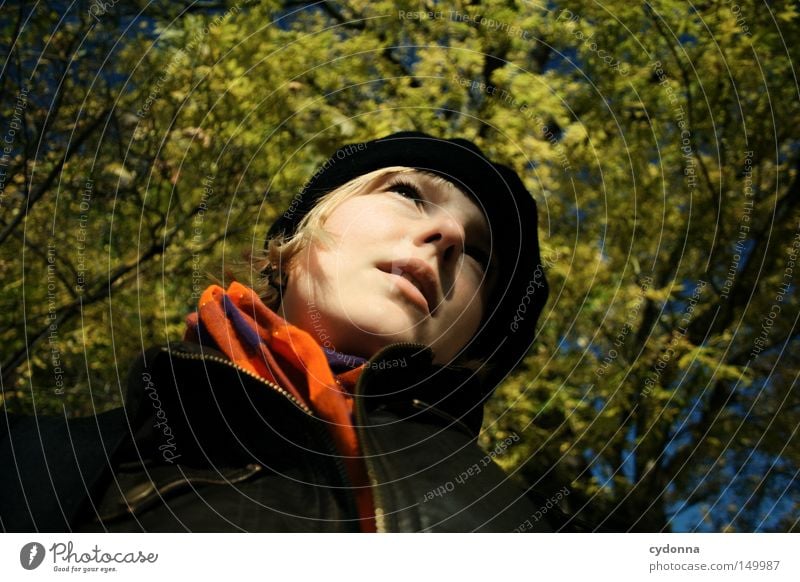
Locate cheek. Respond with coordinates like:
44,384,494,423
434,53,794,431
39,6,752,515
294,244,357,303
466,290,486,332
333,194,412,234
322,203,407,268
323,196,395,235
432,283,486,365
451,274,486,330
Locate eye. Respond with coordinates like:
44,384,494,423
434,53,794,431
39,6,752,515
388,180,425,206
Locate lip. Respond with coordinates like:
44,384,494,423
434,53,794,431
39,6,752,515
378,257,440,315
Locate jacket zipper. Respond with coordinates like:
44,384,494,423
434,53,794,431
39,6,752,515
173,342,473,532
353,342,432,533
164,346,362,529
163,347,312,414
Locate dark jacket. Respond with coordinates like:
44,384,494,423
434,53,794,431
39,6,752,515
1,341,557,532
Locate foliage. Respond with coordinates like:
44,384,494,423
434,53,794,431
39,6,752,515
1,0,798,532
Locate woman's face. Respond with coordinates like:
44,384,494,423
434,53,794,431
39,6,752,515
278,170,497,365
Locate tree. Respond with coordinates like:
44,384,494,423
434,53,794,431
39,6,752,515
2,0,797,532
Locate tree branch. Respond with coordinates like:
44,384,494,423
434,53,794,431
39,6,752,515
0,108,111,247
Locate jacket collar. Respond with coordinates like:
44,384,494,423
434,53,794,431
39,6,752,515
159,340,489,440
355,342,489,438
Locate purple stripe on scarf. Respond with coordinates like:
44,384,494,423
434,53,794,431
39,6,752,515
325,348,367,374
211,292,366,372
222,293,262,354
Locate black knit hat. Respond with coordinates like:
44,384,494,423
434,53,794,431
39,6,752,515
266,131,549,392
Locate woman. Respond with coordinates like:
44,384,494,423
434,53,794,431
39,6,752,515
0,132,551,532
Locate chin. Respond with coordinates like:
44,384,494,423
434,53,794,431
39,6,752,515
333,299,428,353
363,325,416,348
357,321,420,350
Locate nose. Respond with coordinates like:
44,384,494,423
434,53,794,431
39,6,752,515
416,213,465,271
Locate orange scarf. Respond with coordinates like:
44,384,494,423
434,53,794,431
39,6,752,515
183,281,376,532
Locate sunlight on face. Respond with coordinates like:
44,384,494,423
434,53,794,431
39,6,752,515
279,170,496,365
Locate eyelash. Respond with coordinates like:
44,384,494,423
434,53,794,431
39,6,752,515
388,180,425,205
388,179,491,270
